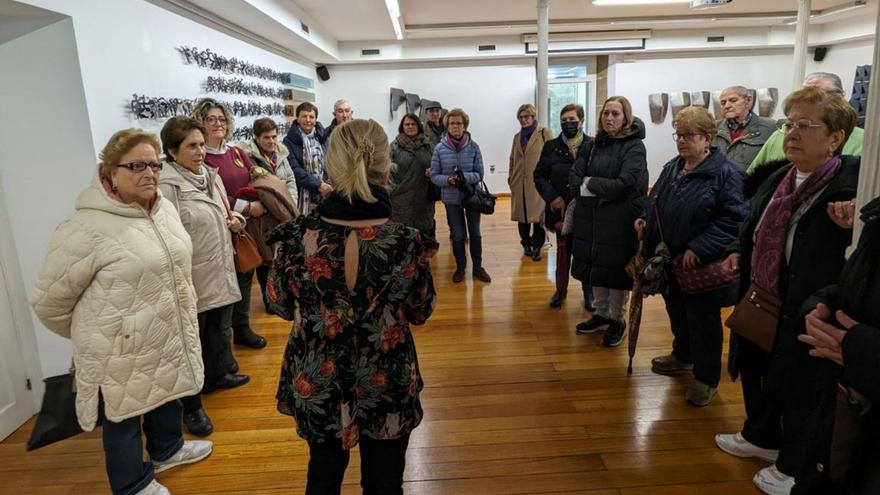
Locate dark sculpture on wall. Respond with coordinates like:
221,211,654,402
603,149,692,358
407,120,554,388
405,93,421,113
177,46,284,82
390,88,406,117
129,94,283,120
205,76,284,98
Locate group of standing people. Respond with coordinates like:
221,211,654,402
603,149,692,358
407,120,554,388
26,69,879,495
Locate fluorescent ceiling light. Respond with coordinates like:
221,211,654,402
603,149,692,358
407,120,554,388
593,0,689,5
384,0,404,40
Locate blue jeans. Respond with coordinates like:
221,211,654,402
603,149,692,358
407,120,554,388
445,204,482,270
102,398,184,495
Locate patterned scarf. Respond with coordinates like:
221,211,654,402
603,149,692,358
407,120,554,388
300,127,326,217
396,133,424,150
169,161,209,191
566,133,584,159
753,155,842,295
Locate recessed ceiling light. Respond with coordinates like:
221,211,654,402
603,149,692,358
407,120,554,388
593,0,690,5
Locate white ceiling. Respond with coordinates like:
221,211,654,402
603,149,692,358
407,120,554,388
292,0,864,41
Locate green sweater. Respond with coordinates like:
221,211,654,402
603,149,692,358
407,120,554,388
747,126,864,175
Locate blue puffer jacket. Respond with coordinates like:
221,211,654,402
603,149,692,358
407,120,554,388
430,133,484,206
645,147,748,265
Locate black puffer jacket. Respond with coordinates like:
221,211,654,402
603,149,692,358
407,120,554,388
533,133,592,230
792,196,880,495
568,118,648,290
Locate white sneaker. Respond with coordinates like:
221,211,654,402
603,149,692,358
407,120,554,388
153,440,213,474
753,464,795,495
715,432,779,463
136,480,171,495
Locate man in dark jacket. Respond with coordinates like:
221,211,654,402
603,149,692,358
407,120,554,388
569,98,649,348
534,103,592,310
422,102,445,146
325,99,353,136
713,85,777,171
282,102,329,216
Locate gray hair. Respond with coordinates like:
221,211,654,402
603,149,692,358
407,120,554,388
722,85,751,99
333,99,351,112
805,72,845,96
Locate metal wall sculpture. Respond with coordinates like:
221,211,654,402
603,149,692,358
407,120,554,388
669,92,691,120
711,90,723,118
390,88,406,117
648,93,668,124
205,76,284,98
405,93,421,113
690,91,711,109
177,46,284,82
756,88,779,118
231,121,292,142
129,94,283,120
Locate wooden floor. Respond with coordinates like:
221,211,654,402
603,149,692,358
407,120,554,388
1,197,767,494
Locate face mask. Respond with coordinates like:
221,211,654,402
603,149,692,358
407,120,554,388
561,121,581,139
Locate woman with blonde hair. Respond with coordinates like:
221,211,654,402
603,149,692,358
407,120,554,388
191,98,266,370
268,119,437,494
431,108,491,283
31,129,212,495
510,103,553,261
570,96,648,347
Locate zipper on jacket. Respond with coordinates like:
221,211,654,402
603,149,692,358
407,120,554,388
145,210,198,387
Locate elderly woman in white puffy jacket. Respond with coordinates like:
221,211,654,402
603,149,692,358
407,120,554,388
31,130,212,495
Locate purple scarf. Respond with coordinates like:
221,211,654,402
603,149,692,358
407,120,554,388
445,133,469,152
753,155,842,295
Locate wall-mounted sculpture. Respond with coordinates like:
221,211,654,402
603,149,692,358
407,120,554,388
648,93,668,124
177,46,284,82
669,92,691,120
710,90,724,118
748,88,758,113
205,76,284,98
756,88,779,117
405,93,421,113
390,88,406,117
129,94,283,120
690,91,711,109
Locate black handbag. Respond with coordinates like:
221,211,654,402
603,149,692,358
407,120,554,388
27,368,84,451
427,180,442,202
455,168,496,215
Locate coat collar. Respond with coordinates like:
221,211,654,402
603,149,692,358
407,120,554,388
514,125,548,157
665,147,730,178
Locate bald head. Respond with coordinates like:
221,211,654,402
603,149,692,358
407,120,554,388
803,72,845,96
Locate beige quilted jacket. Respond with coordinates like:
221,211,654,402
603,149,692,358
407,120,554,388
31,173,204,431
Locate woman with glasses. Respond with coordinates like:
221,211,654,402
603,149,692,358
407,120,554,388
570,96,648,347
390,113,436,237
191,99,267,371
509,104,553,261
635,106,748,407
31,129,212,495
431,108,491,284
715,87,859,495
158,117,249,437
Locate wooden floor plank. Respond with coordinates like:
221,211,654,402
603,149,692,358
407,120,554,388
1,198,763,494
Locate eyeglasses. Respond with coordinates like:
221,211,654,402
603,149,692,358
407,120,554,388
117,161,163,173
780,119,827,134
205,116,227,126
672,132,698,142
447,122,465,127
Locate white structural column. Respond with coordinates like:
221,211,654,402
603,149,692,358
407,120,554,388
852,3,880,246
537,0,550,125
792,0,812,89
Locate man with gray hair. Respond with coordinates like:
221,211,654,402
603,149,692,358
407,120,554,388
326,99,353,135
747,72,863,176
712,85,777,170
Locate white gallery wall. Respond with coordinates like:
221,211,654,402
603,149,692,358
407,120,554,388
317,61,536,194
6,0,316,380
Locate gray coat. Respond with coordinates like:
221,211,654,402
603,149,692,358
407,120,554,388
159,163,242,313
713,114,777,171
390,135,436,233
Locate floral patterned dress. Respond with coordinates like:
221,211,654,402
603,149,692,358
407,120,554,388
267,213,437,448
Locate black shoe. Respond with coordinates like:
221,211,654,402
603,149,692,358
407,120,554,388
531,247,542,262
184,408,213,437
221,346,239,374
214,373,250,390
576,315,611,335
233,326,267,349
601,320,627,347
472,267,492,283
549,292,564,308
523,246,533,257
452,268,465,283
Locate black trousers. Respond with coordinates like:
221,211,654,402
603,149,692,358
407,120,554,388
737,335,782,451
306,435,410,495
517,222,545,250
662,281,725,388
255,265,270,311
231,269,253,330
180,305,232,413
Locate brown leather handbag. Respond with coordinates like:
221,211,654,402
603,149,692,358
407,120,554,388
232,230,262,273
725,281,781,352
